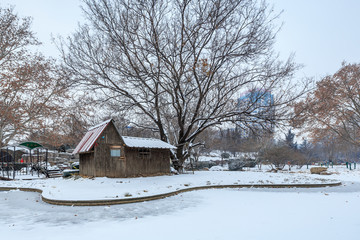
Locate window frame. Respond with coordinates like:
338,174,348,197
110,146,122,158
138,148,151,159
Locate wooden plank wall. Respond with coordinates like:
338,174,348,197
79,152,94,176
80,122,126,177
125,148,170,177
93,122,126,177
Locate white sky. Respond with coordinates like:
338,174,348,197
1,0,360,81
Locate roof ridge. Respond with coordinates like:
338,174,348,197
122,136,158,140
88,119,112,131
73,119,112,154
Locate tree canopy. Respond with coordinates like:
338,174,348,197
0,6,73,148
61,0,305,168
294,63,360,146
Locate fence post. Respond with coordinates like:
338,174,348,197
30,149,33,176
13,146,15,180
37,149,40,177
46,149,48,171
6,148,9,178
1,150,4,177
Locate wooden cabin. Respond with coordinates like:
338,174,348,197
72,119,175,178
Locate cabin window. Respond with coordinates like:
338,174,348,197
110,148,121,157
139,148,151,159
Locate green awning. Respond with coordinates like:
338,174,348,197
19,142,43,150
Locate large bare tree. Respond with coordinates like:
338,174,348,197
61,0,305,168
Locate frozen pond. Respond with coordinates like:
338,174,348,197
1,183,360,240
0,189,199,228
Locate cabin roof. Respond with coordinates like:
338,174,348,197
72,119,111,154
73,119,175,154
121,136,175,149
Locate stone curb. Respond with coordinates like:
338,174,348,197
0,182,342,206
0,176,13,181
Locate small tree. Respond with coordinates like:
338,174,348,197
299,139,315,168
260,144,305,170
259,145,290,170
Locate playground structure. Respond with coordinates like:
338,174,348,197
0,142,62,179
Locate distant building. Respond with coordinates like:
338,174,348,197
236,89,275,138
73,119,175,178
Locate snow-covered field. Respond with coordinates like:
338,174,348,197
1,166,359,239
0,166,349,200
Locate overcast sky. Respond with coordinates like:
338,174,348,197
1,0,360,82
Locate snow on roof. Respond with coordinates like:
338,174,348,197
73,119,176,154
0,146,29,152
122,136,175,149
72,119,112,154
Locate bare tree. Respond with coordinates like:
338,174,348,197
61,0,306,169
298,139,315,168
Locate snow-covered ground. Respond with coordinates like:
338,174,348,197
2,173,46,180
197,151,257,161
0,166,351,201
1,166,359,239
